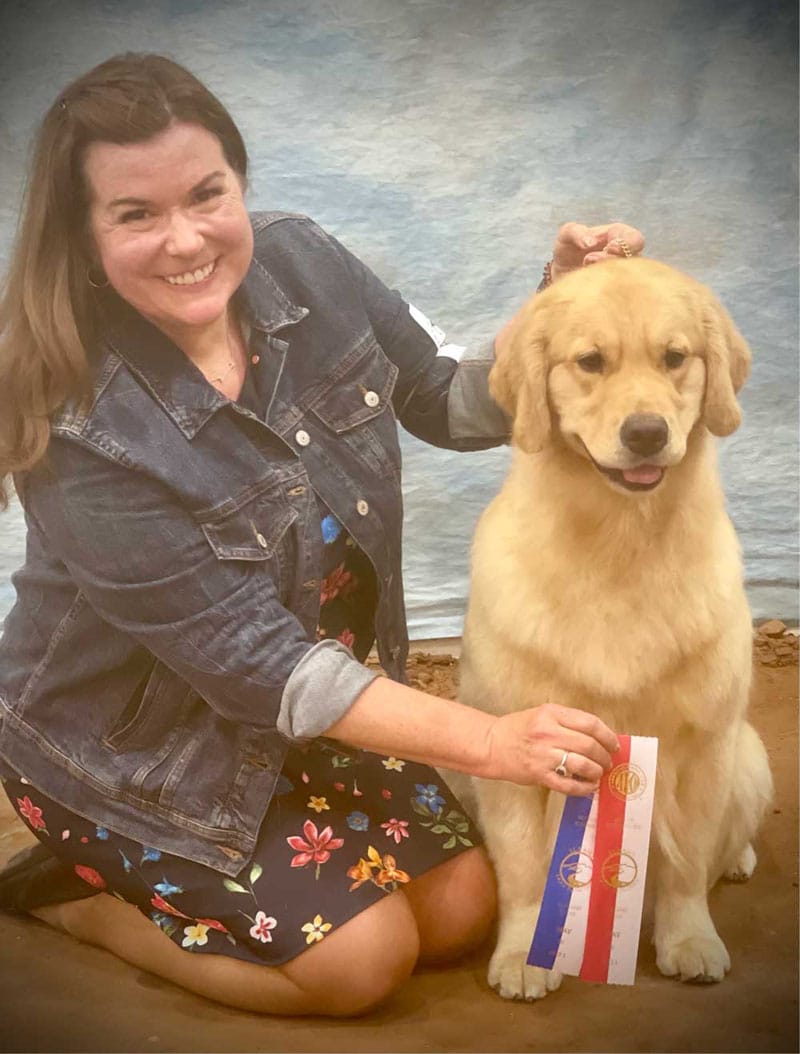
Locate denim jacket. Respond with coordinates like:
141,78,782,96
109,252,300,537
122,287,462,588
0,212,509,875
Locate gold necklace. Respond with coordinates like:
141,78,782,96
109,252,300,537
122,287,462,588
206,359,238,387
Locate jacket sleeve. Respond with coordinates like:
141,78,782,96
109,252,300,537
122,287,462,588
326,232,511,450
23,438,378,741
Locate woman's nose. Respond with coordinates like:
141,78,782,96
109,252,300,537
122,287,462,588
164,210,204,256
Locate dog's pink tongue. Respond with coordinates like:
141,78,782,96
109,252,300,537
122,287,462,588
623,464,663,485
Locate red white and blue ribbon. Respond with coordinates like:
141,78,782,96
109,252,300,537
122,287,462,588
527,735,658,985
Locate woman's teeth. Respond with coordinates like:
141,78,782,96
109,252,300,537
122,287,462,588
164,261,215,286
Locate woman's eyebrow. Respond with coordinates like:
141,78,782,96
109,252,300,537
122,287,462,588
107,170,226,210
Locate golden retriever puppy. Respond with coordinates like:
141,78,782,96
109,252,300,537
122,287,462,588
459,258,773,1001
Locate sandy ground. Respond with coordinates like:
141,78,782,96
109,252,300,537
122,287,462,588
0,638,796,1054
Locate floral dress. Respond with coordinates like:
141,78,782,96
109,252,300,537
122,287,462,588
2,361,481,966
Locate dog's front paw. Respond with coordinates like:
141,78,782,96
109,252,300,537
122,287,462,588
487,948,563,1001
656,933,731,983
724,842,757,882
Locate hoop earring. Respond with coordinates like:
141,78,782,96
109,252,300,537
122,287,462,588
87,266,109,289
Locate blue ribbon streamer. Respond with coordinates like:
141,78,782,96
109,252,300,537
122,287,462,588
527,794,593,968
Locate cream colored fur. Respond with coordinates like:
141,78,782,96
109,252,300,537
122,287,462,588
458,258,773,1001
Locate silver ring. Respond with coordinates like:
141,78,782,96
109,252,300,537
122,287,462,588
554,751,570,778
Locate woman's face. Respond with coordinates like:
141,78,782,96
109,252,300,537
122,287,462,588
84,121,254,345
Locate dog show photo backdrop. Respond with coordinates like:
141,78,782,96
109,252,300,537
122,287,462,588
0,0,797,634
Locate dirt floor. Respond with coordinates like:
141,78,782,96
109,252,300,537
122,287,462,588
0,627,797,1054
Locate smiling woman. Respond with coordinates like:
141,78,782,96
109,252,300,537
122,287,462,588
0,51,640,1017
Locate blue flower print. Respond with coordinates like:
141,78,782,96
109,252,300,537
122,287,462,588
154,877,184,897
141,847,162,864
346,811,370,832
321,514,343,544
414,784,446,815
150,912,179,938
95,826,110,840
119,851,134,873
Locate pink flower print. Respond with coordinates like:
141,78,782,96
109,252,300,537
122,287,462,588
333,782,345,792
337,628,355,649
249,911,278,943
17,795,46,832
73,864,107,890
381,788,392,800
287,819,344,878
381,818,410,845
320,563,352,605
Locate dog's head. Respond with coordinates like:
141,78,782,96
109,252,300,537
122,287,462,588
490,258,751,493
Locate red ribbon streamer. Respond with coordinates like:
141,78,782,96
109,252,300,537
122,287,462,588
579,734,632,982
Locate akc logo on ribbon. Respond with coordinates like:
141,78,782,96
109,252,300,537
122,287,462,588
607,761,647,801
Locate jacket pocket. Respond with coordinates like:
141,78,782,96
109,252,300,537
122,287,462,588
198,478,298,561
307,338,398,434
307,340,400,478
103,660,194,753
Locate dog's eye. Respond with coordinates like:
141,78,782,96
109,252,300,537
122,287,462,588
664,350,686,370
576,352,604,374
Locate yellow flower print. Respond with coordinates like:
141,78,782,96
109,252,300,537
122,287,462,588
347,846,409,893
346,857,374,891
382,756,406,772
301,914,333,944
181,922,210,948
307,795,330,814
376,854,410,888
366,845,383,868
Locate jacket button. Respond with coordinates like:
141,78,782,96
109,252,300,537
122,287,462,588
363,390,380,408
356,499,369,516
303,579,319,590
256,532,269,548
295,429,311,447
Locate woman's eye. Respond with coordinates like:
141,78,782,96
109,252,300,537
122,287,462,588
194,186,223,204
664,350,686,369
576,352,604,374
119,208,149,224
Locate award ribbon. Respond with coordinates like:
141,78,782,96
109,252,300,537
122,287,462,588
527,735,658,985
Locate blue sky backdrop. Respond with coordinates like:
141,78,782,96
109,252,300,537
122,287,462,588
0,0,797,633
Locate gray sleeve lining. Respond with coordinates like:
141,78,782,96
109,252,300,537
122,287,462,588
277,638,381,742
447,340,511,441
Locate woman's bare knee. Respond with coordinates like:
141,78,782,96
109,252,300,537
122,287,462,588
282,890,420,1016
403,847,496,964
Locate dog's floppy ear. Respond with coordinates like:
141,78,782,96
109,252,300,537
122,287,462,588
700,291,752,437
489,300,551,453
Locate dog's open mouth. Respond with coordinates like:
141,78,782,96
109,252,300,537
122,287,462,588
575,438,668,492
595,462,666,492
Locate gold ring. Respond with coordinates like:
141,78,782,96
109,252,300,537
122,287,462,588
616,239,633,258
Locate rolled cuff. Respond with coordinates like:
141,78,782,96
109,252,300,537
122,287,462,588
277,638,381,742
447,340,511,441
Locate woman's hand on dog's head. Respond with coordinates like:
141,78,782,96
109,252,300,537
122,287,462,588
550,221,646,282
481,702,620,796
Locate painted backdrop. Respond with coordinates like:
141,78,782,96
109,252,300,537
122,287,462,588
0,0,797,635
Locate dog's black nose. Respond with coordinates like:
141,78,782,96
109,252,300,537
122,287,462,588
620,414,669,456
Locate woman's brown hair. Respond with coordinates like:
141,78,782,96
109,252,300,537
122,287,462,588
0,52,248,508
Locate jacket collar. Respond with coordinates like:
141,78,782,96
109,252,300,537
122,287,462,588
74,247,308,440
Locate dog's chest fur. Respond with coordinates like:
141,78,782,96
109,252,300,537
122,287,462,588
464,436,750,719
